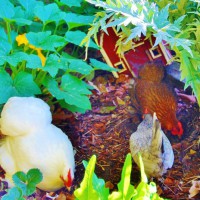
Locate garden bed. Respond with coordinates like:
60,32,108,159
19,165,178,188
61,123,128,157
0,70,199,200
55,71,200,199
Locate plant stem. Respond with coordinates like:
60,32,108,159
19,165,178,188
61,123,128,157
5,20,12,44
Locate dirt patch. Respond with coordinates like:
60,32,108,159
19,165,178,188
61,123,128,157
0,71,199,200
56,72,200,199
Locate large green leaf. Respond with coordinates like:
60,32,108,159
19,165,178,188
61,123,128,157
0,37,12,65
0,27,8,40
83,160,109,200
67,59,93,75
0,0,15,19
108,153,135,200
74,155,100,200
0,38,12,55
0,69,16,104
26,31,66,51
60,0,83,7
64,13,95,30
6,52,28,66
18,0,43,20
34,3,65,25
26,54,43,69
90,58,118,72
13,71,41,96
61,74,92,95
65,30,99,49
45,77,91,110
43,54,65,77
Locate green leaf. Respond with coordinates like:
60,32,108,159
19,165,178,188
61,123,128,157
59,100,87,113
12,168,42,197
63,91,91,110
34,3,65,25
0,36,12,65
83,160,109,200
26,31,66,51
67,59,93,75
61,74,92,95
179,50,200,104
26,54,43,69
26,168,43,196
153,31,171,47
13,71,41,96
74,155,100,200
65,30,99,49
27,168,43,185
154,4,170,29
45,77,91,110
19,0,43,20
26,31,51,48
108,153,135,200
90,58,118,72
2,187,24,200
12,171,27,195
126,24,147,42
0,38,12,55
43,54,64,77
0,0,15,19
0,69,15,104
6,52,28,66
0,27,8,40
64,13,95,30
60,0,82,7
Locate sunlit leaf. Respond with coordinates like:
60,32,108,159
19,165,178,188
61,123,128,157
65,30,98,49
60,0,83,7
74,155,100,200
64,13,95,30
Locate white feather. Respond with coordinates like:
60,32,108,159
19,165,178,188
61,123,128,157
0,97,75,191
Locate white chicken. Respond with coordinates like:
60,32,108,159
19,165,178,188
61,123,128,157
0,97,75,192
129,113,174,177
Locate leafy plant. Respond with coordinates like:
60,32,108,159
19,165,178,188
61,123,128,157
83,0,200,105
0,0,117,113
2,168,43,200
74,153,164,200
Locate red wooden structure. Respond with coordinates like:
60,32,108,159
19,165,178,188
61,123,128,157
98,26,172,78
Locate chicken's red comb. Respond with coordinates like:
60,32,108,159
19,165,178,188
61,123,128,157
171,121,183,136
60,169,73,189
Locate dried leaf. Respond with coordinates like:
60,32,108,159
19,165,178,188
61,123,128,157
164,177,175,186
105,181,114,189
99,106,116,114
189,180,200,198
189,149,196,155
116,97,125,105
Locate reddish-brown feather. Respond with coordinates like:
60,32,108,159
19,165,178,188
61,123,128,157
133,63,183,136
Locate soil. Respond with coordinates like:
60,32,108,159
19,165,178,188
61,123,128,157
0,70,199,200
54,71,200,200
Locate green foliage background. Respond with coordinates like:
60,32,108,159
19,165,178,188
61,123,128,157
84,0,200,105
0,0,117,113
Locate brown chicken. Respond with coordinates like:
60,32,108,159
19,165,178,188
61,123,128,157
131,62,183,136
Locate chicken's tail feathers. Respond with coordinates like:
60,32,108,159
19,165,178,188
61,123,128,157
151,113,163,150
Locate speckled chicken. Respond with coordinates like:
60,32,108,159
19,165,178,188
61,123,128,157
131,62,183,136
129,113,174,177
0,97,75,192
